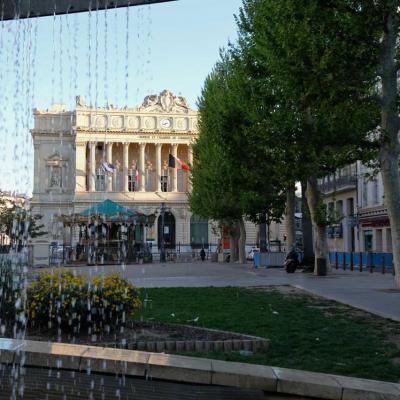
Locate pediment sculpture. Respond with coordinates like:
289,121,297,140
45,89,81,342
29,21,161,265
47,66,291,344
140,90,191,114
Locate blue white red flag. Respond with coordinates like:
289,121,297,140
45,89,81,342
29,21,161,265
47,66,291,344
100,161,116,173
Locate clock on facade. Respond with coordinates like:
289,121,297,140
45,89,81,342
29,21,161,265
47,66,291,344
161,119,171,129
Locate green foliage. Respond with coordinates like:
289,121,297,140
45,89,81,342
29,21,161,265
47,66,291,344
236,0,381,180
27,271,141,332
0,261,26,330
0,198,47,250
190,50,286,226
133,287,400,382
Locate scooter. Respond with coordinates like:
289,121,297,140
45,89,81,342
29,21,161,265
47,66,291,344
285,250,299,273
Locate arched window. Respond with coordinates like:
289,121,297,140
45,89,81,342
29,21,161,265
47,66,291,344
190,215,208,249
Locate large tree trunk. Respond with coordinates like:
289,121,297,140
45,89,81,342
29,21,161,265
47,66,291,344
301,180,314,264
238,217,247,264
306,176,328,275
285,185,296,251
378,5,400,287
259,222,267,252
229,222,240,262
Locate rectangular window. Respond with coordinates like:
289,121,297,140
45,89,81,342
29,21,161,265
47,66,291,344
128,175,136,192
364,230,373,251
161,176,168,192
96,174,105,191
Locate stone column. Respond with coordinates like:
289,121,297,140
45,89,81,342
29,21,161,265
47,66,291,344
33,143,41,194
172,144,178,192
139,142,146,192
123,142,129,192
156,143,162,192
106,142,113,192
89,142,96,192
75,142,87,192
187,144,193,192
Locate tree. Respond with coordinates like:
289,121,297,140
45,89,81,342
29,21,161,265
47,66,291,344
237,0,380,273
190,51,286,262
375,1,400,287
0,198,46,251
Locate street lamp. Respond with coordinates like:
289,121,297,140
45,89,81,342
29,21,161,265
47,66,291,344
160,202,167,262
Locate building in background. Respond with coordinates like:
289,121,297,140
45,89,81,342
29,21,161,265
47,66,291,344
31,90,284,263
357,164,391,253
320,161,391,254
319,163,359,253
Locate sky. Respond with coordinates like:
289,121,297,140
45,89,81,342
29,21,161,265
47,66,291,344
0,0,243,194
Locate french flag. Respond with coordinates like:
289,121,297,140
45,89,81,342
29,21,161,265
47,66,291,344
168,154,190,170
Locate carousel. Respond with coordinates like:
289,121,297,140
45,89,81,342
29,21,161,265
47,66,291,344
59,199,156,265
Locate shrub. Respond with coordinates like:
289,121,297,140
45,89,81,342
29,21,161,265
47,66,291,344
27,270,85,330
90,274,141,331
0,261,26,332
27,271,140,333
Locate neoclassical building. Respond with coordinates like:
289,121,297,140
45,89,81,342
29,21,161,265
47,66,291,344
31,90,286,263
31,90,220,254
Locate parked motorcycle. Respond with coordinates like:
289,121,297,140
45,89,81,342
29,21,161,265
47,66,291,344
285,247,299,273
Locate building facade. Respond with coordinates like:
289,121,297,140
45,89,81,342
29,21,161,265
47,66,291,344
319,163,359,253
357,164,391,253
320,161,392,254
31,90,282,257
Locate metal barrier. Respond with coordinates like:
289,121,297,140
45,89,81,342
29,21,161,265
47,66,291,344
329,251,394,274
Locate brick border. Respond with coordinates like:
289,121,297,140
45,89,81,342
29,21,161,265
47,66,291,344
126,337,268,353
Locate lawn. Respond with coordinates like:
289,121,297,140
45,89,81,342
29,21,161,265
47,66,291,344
132,286,400,382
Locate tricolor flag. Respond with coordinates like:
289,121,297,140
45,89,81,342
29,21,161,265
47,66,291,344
100,161,117,173
168,154,190,171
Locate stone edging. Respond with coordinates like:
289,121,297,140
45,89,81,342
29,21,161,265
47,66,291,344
125,337,268,353
0,338,399,400
122,321,269,353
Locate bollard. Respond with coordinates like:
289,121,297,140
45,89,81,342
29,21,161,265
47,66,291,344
350,252,354,271
381,256,385,274
369,252,374,273
359,252,363,272
335,252,339,269
342,252,346,271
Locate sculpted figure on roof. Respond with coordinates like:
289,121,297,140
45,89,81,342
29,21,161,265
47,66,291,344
140,90,191,114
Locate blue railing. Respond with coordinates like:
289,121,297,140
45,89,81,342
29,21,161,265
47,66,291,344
328,251,394,272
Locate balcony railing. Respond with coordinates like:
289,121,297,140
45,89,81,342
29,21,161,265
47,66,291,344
319,175,357,193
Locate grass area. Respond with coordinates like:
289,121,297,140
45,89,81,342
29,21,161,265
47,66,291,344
132,286,400,382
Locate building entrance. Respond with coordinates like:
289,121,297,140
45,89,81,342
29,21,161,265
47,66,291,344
158,212,176,249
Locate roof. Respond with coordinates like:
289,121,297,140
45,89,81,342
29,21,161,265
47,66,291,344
79,199,139,218
0,0,176,21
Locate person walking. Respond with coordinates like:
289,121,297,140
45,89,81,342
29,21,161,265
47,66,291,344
200,248,206,262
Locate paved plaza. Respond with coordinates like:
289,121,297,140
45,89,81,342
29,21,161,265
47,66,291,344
42,261,400,322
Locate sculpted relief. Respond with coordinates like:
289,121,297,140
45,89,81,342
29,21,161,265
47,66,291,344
140,90,191,114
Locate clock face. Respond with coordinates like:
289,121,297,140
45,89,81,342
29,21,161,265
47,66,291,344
161,119,171,129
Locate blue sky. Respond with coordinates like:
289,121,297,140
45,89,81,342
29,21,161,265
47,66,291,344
0,0,243,193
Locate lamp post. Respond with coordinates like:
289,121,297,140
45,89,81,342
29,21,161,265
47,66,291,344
160,202,166,262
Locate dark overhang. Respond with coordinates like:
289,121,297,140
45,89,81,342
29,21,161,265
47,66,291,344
0,0,176,20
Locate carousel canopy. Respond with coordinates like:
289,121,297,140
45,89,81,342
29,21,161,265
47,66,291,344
80,199,139,217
